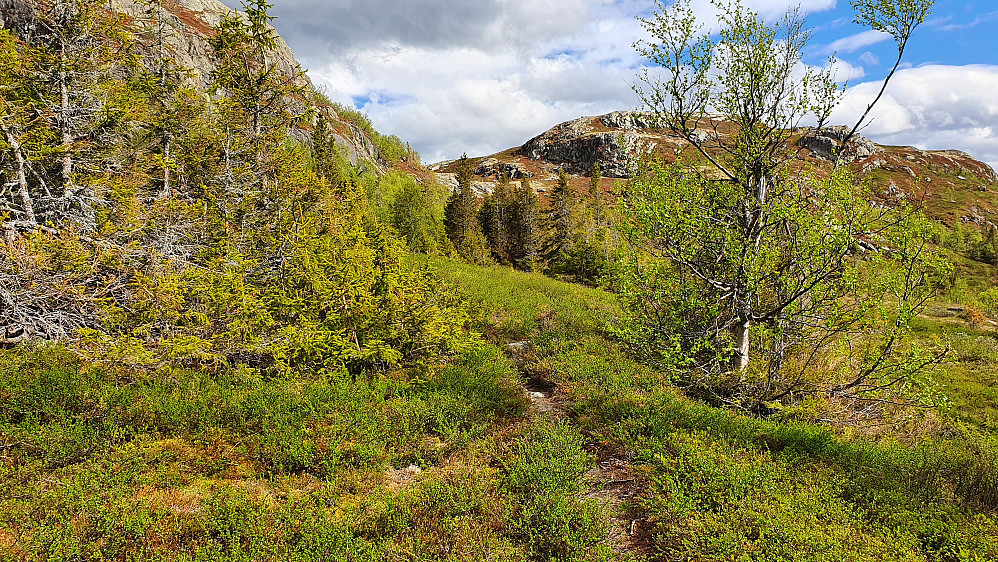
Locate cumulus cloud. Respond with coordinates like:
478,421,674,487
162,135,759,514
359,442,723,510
290,0,648,162
831,65,998,170
216,0,995,170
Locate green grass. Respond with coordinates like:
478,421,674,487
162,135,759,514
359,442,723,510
1,343,613,560
413,254,620,343
4,255,998,560
550,335,998,561
426,257,998,561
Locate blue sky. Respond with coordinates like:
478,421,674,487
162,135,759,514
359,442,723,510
226,0,998,168
804,0,996,75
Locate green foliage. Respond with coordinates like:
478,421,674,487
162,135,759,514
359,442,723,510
614,159,949,410
501,421,613,560
543,168,576,261
444,154,491,264
628,0,945,410
549,335,998,561
0,1,478,381
541,167,613,284
373,133,410,164
367,170,448,253
503,176,543,272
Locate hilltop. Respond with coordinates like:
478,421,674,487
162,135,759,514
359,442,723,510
433,112,998,225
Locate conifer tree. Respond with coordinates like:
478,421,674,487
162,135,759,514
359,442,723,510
480,170,512,263
0,30,46,225
589,161,605,229
34,0,132,211
136,0,187,198
508,176,540,271
444,153,490,263
210,0,308,191
543,168,576,263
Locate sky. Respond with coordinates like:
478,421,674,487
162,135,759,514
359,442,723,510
220,0,998,169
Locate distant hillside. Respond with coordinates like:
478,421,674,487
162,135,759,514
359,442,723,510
435,111,998,230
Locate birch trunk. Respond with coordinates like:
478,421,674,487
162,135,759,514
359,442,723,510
734,314,750,372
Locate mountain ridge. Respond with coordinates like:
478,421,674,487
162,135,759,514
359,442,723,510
433,111,998,230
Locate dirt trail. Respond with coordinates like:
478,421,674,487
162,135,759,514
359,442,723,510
506,341,654,558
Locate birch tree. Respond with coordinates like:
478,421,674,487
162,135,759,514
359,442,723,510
619,0,941,412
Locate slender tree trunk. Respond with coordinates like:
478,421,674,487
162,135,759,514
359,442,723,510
59,42,73,197
224,124,232,193
734,313,750,372
732,172,767,372
160,133,172,198
4,129,36,224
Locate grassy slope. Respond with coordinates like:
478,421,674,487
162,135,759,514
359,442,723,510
2,254,998,560
423,257,998,561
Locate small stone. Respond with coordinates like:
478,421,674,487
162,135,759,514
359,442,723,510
508,341,533,354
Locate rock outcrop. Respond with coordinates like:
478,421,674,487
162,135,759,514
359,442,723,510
475,157,533,179
798,126,878,163
599,111,659,131
522,115,655,178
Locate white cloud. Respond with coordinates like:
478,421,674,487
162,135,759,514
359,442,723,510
826,58,866,82
936,10,998,32
831,65,998,170
821,29,891,55
859,51,880,67
230,0,994,170
303,0,648,163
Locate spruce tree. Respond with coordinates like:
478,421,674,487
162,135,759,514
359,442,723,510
444,153,489,263
210,0,308,192
480,170,512,263
543,168,576,263
0,30,46,225
508,176,540,271
589,161,605,229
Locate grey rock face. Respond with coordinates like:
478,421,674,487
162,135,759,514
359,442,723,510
108,0,308,92
600,111,659,131
523,116,651,178
799,126,878,163
475,158,533,179
0,0,36,33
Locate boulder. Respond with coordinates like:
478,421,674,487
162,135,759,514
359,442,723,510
474,158,533,179
522,117,652,178
799,126,878,163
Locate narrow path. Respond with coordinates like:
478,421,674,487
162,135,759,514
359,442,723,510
506,341,654,558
